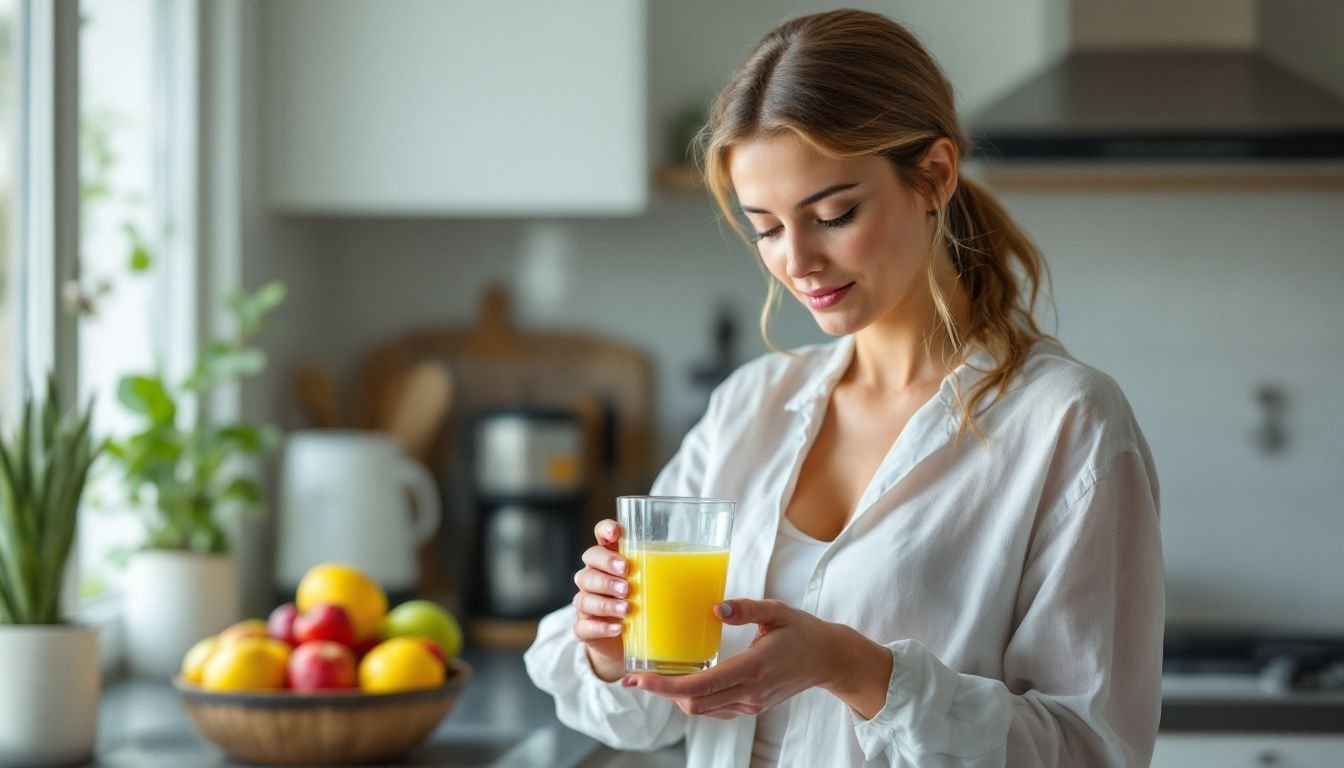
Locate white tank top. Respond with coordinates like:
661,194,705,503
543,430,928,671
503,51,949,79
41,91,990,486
750,515,830,768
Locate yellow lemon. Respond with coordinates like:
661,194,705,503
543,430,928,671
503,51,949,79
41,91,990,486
201,637,288,692
358,638,445,694
296,563,388,641
180,636,220,685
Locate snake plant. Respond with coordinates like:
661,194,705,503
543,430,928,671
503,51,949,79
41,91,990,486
0,378,101,625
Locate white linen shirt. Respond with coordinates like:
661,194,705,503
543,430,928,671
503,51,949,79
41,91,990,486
524,335,1165,767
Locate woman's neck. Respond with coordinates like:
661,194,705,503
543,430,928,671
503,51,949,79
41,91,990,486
846,262,971,396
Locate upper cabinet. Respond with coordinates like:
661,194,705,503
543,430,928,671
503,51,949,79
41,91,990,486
263,0,647,216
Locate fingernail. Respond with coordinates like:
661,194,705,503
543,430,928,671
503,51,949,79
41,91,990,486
615,601,629,616
614,581,628,596
612,558,626,574
717,602,733,618
607,623,622,635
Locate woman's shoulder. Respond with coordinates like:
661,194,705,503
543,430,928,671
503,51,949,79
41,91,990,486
1000,338,1150,459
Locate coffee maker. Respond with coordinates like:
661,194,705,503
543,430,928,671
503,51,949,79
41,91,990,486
469,408,586,618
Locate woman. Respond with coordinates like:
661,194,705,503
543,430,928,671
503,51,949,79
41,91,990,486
525,9,1163,767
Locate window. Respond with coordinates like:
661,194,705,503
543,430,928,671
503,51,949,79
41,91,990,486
0,0,16,421
77,0,196,601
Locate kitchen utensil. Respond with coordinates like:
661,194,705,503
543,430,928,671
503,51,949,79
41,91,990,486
291,364,342,428
174,660,471,766
276,430,441,595
348,284,654,630
386,361,453,463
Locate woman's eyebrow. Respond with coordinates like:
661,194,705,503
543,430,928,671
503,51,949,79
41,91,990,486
740,182,859,215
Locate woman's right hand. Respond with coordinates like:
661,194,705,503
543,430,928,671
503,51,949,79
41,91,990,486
572,519,630,683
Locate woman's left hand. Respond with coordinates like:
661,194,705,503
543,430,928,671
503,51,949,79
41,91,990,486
622,598,889,720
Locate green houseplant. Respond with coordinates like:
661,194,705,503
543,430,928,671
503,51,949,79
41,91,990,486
0,379,104,766
107,280,287,677
106,280,286,553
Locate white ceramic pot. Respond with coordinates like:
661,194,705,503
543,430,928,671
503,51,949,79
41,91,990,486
124,550,240,678
0,624,100,766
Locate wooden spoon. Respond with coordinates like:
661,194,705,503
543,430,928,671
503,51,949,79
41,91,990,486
386,361,454,463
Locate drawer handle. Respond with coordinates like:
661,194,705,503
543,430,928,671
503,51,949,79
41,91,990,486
1257,751,1281,766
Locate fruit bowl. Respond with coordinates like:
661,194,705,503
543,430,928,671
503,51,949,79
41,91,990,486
175,659,471,766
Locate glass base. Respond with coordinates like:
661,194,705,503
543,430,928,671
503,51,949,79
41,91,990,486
624,656,717,675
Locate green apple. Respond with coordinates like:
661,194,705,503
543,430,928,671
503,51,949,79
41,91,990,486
381,600,463,660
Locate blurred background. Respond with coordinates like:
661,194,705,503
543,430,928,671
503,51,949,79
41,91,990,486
3,0,1344,763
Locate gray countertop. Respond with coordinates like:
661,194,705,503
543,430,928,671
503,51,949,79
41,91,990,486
82,652,1344,767
86,648,682,768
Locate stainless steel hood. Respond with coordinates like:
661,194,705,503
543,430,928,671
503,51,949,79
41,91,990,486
968,50,1344,161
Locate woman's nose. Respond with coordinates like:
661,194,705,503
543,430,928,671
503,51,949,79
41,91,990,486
783,231,825,279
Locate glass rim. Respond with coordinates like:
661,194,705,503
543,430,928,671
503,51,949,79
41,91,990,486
616,495,735,506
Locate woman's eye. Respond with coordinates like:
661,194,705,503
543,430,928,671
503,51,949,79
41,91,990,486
751,204,857,243
818,204,859,229
751,225,783,243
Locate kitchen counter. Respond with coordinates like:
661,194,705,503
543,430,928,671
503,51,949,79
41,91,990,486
85,648,684,768
81,651,1344,767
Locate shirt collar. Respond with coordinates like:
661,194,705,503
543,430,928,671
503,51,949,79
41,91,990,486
784,335,856,413
782,334,1003,415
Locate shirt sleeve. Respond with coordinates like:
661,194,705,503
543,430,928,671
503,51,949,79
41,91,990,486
850,449,1165,767
522,386,726,750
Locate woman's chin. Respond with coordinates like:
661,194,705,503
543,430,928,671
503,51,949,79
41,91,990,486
810,312,864,337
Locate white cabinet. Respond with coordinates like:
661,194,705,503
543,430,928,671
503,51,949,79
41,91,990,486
263,0,647,215
1152,734,1344,768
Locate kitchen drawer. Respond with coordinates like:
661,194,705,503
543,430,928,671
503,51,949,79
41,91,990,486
1152,734,1344,768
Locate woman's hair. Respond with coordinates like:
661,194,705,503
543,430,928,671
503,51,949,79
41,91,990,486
699,9,1052,436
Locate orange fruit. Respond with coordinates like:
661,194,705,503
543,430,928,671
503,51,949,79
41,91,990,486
358,638,445,694
201,637,288,692
296,563,388,641
218,619,268,644
181,636,220,684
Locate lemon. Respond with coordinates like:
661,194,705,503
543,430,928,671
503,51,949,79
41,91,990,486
296,563,388,641
180,636,220,685
201,637,288,692
358,638,445,694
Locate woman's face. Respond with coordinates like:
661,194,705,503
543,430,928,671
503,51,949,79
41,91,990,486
729,132,954,337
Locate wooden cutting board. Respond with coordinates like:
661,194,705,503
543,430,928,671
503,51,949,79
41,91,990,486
350,284,655,638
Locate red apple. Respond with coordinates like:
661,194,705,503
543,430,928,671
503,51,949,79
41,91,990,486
353,634,381,661
267,602,300,646
419,638,447,667
294,603,357,648
287,641,357,691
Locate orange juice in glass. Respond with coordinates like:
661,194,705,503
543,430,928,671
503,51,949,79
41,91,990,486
618,496,734,675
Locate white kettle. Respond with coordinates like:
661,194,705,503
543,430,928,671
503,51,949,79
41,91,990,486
276,430,441,594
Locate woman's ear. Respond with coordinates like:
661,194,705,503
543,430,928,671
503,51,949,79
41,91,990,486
920,137,959,213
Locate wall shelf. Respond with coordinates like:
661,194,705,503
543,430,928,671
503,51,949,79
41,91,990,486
658,162,1344,195
965,161,1344,191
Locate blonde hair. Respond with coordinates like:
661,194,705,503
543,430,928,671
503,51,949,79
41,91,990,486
699,9,1052,435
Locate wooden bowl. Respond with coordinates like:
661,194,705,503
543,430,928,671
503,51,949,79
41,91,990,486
175,659,471,766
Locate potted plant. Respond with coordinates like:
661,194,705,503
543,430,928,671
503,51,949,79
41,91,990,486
107,281,286,677
0,379,102,766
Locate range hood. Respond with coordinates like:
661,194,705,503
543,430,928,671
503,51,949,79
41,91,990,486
968,50,1344,162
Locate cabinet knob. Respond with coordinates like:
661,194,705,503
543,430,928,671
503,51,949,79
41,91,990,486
1257,750,1281,766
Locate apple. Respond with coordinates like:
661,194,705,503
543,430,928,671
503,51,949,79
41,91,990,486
381,600,463,660
267,602,300,646
420,639,447,668
294,603,357,648
352,634,381,661
288,641,357,691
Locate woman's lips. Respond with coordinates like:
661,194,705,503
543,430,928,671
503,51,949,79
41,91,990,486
802,282,854,310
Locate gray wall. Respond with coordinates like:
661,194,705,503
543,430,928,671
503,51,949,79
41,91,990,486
240,1,1344,629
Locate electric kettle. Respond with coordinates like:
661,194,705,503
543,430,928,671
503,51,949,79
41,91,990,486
276,430,441,596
